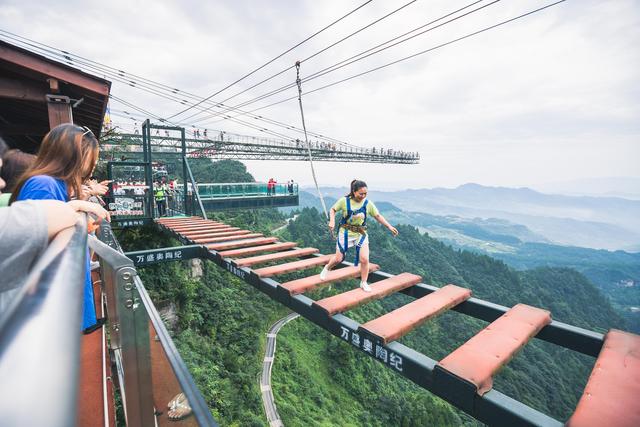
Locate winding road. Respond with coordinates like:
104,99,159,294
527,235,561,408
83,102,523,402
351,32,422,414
260,312,299,427
270,215,299,234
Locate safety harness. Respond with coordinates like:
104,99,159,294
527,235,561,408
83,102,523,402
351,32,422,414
337,196,368,266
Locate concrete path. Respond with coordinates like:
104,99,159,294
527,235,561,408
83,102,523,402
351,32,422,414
260,312,299,427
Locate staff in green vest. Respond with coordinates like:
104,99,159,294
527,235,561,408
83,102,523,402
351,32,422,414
154,180,167,217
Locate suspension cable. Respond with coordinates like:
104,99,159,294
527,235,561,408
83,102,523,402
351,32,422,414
165,0,374,120
186,0,494,123
178,0,419,124
295,62,329,220
0,30,351,147
201,0,567,119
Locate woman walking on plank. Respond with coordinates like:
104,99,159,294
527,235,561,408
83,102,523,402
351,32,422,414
320,179,398,291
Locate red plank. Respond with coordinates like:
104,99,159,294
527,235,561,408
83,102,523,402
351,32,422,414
171,224,228,232
234,248,320,267
194,233,263,244
208,237,278,251
438,303,551,395
280,264,380,295
359,284,472,344
314,273,422,316
567,329,640,427
161,222,216,229
156,216,202,223
218,242,298,257
182,229,244,239
157,218,209,225
254,254,333,277
181,225,240,237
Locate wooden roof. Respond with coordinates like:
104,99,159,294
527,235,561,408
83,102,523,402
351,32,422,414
0,40,111,152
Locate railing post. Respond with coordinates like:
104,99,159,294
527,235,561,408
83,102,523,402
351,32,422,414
114,266,155,426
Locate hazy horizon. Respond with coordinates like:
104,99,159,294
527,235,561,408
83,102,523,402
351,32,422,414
296,175,640,199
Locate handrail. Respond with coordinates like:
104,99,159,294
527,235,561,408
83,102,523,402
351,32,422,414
183,156,208,220
0,216,88,427
92,223,218,426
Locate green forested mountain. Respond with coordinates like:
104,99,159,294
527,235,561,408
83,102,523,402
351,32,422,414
295,192,640,333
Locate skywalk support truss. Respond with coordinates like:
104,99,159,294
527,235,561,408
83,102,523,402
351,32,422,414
151,217,640,427
102,133,419,164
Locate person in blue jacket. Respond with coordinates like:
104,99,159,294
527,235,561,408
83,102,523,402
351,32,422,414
11,123,104,333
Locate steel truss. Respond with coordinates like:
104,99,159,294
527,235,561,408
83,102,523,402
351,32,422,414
101,133,420,164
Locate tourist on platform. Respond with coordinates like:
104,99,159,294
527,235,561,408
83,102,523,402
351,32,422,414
10,123,106,333
0,199,109,312
0,149,36,207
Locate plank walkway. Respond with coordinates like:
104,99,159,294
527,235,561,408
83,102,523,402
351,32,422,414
155,216,640,427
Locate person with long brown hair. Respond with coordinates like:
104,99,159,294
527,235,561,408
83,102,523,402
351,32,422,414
320,179,398,292
11,123,104,333
0,149,36,207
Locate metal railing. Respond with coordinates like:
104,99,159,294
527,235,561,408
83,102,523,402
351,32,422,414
0,215,217,426
177,182,299,199
0,217,88,427
94,223,217,426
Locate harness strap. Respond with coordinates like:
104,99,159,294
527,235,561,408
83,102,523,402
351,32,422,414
337,195,370,266
353,234,367,267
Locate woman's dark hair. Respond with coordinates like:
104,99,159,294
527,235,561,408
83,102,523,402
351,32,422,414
10,123,99,203
1,149,36,193
346,179,367,198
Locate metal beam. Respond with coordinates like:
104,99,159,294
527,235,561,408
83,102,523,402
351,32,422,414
125,245,207,267
0,77,47,102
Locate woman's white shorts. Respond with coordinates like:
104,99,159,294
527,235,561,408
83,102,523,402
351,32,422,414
336,232,368,251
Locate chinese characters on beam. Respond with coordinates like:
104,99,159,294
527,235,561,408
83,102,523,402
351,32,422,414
136,250,183,265
119,219,146,227
340,326,402,372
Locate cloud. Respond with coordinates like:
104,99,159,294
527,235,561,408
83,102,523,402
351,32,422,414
1,0,638,191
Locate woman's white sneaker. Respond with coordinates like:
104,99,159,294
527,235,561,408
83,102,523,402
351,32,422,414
320,266,330,281
360,281,371,292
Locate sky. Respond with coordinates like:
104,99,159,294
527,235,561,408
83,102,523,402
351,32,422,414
1,0,638,193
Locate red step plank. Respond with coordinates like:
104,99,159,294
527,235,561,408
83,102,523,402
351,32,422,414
234,248,320,267
438,303,551,395
359,284,472,344
280,264,380,295
567,329,640,427
208,237,278,251
166,224,221,232
156,217,202,223
254,254,333,277
171,224,229,232
159,219,214,226
195,233,263,244
314,272,422,315
181,228,241,238
218,242,298,257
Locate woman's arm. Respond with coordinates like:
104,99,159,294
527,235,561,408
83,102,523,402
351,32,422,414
44,200,110,239
328,207,337,233
374,213,398,236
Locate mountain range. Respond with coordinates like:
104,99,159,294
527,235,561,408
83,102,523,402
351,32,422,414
305,183,640,251
292,185,640,332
